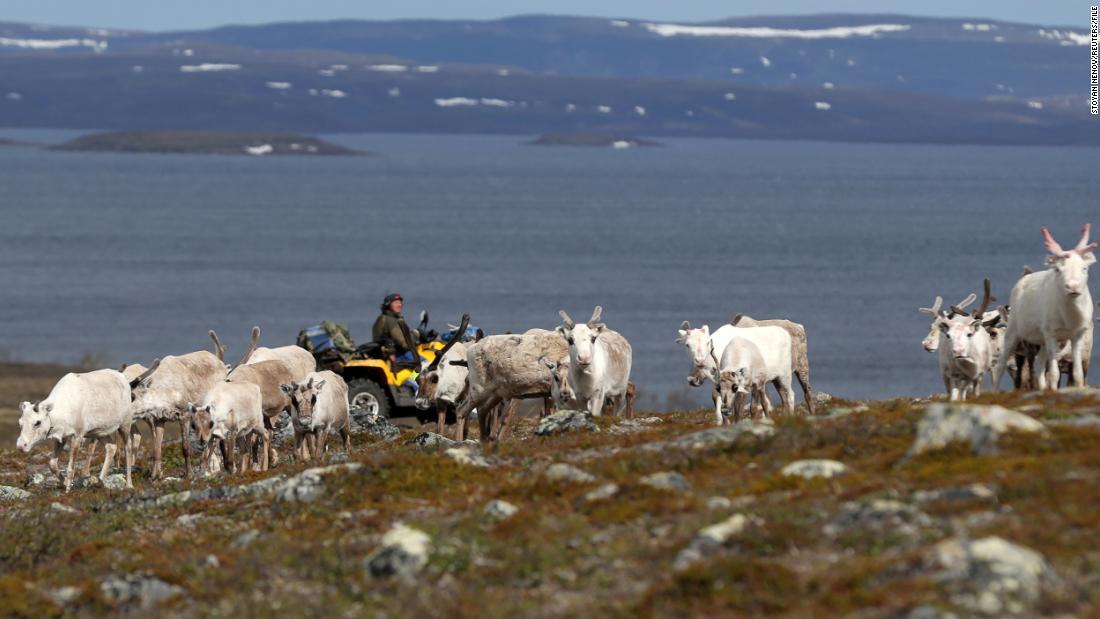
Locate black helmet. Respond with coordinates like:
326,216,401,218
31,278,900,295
381,293,403,312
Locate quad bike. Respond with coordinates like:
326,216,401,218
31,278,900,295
298,311,477,421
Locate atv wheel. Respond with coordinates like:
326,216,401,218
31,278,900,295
347,379,391,419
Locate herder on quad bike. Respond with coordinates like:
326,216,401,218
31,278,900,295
297,295,478,422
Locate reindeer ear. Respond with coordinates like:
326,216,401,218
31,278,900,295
314,380,326,391
1084,252,1097,266
279,383,294,395
1046,254,1066,267
555,325,569,338
702,325,710,337
42,403,53,413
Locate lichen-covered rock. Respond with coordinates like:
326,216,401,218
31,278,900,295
231,529,261,548
639,471,691,492
825,499,933,540
673,513,760,571
350,405,401,441
913,484,997,504
543,463,596,484
535,410,598,436
102,473,128,490
25,471,52,488
100,573,183,609
909,404,1046,456
366,523,431,580
781,459,848,479
640,419,775,453
483,499,518,521
0,485,31,501
444,446,492,467
408,432,460,449
926,536,1054,616
584,483,620,502
609,416,663,434
275,463,364,503
49,502,79,515
705,496,733,511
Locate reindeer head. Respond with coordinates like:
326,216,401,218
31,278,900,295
187,403,215,445
939,314,985,362
676,320,715,385
415,314,469,410
1043,225,1097,297
542,355,575,406
557,307,605,368
16,401,52,453
280,377,325,428
716,369,752,411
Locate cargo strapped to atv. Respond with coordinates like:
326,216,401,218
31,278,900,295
297,321,357,362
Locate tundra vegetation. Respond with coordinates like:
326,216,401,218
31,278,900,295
1,361,1099,616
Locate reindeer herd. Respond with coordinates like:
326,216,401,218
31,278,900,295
12,224,1097,492
919,224,1097,401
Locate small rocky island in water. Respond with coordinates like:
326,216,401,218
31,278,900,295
529,132,662,148
50,131,361,156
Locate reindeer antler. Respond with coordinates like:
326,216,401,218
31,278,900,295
973,278,994,318
1075,223,1098,254
918,296,943,316
1042,227,1066,255
559,310,575,329
588,306,603,327
949,293,977,316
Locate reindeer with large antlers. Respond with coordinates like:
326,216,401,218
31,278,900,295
994,225,1097,391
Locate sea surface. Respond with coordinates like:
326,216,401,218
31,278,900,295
0,130,1097,407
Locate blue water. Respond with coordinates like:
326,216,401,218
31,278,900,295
0,130,1097,407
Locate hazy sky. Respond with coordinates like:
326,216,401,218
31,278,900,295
3,0,1087,31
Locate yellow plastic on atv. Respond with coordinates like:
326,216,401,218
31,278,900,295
342,341,444,388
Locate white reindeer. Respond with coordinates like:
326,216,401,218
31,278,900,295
994,225,1097,390
918,293,976,353
937,313,994,401
188,381,269,473
677,321,795,416
280,371,351,461
556,307,633,417
714,337,771,425
17,369,134,491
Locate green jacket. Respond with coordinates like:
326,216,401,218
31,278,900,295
372,310,414,352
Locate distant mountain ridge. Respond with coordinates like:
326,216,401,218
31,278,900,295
0,14,1096,145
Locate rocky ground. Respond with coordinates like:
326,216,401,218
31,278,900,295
1,368,1099,616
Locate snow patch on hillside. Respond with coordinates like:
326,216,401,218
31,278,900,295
644,23,910,39
0,37,107,52
180,64,241,73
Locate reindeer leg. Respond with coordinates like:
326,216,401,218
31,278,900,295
437,402,447,435
151,421,165,481
713,390,724,425
99,440,117,481
177,414,192,479
625,383,635,419
497,399,521,441
1072,336,1086,387
82,439,97,478
341,425,351,453
796,368,814,416
123,426,133,489
261,430,271,472
65,435,82,492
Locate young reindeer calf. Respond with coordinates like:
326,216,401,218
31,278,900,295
714,337,771,425
189,381,269,474
280,371,351,462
